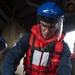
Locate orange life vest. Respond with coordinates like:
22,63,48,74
23,25,63,75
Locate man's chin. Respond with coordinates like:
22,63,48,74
44,36,51,40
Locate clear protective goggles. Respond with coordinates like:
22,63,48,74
40,21,59,30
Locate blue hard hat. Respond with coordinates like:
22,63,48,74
37,2,64,17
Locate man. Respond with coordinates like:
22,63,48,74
71,43,75,75
2,1,72,75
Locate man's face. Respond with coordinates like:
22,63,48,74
40,20,58,40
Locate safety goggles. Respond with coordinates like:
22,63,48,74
40,21,58,30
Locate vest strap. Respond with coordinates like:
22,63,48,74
54,51,62,55
26,66,56,73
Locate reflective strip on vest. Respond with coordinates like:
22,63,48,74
32,50,49,66
32,50,42,66
41,52,49,66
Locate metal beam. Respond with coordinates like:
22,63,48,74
18,8,36,18
0,8,9,22
65,12,75,18
26,0,39,8
0,18,5,29
0,18,5,25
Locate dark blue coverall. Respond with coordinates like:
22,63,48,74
2,34,72,75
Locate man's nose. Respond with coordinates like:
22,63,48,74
45,27,50,32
